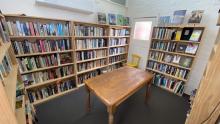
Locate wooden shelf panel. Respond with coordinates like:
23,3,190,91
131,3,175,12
9,36,71,39
0,42,11,62
77,65,108,75
146,67,187,82
75,47,108,51
148,58,191,70
150,49,196,58
15,50,74,57
151,38,201,44
21,63,74,75
76,57,107,63
4,64,18,112
26,74,76,90
15,95,26,124
109,44,128,48
32,88,77,106
109,52,128,57
108,59,127,66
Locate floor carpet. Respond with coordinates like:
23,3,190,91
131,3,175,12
36,85,189,124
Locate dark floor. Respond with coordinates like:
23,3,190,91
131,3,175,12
35,85,189,124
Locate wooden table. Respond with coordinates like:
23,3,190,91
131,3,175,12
85,66,153,124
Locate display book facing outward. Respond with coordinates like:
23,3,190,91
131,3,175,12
3,14,131,106
0,13,36,124
146,25,205,96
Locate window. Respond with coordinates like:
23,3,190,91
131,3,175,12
133,21,152,40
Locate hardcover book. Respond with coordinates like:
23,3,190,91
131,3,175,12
108,13,116,25
123,17,130,26
188,10,204,23
172,10,187,24
172,55,181,64
176,43,187,53
185,44,198,54
163,54,173,63
189,30,202,42
180,28,194,40
117,14,124,25
98,12,107,24
179,57,192,68
158,16,170,26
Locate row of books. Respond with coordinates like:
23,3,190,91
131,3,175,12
77,59,107,72
109,55,126,63
0,52,13,84
76,39,107,50
149,51,193,68
12,39,71,55
109,47,126,55
110,29,129,36
151,41,198,55
78,70,100,84
152,27,202,42
76,50,107,61
22,66,74,86
108,63,123,71
152,73,184,95
74,25,106,36
17,53,72,72
27,79,76,103
6,20,69,36
109,38,127,46
147,61,189,79
0,17,10,43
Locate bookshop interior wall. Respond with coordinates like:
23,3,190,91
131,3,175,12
127,0,219,94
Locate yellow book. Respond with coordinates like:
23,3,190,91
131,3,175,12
175,30,182,41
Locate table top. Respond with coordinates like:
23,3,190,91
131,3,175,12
85,66,153,106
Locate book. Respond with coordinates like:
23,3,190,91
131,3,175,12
172,55,181,64
110,29,129,36
179,57,192,68
185,44,198,54
108,13,116,25
123,17,130,26
76,39,107,49
189,30,202,42
109,38,127,46
97,12,107,24
180,28,194,40
158,16,170,26
163,54,173,63
116,14,124,25
109,54,126,63
77,59,107,72
109,47,126,55
172,10,187,24
74,25,105,36
175,29,182,40
176,43,187,53
188,10,204,23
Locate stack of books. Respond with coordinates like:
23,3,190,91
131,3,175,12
27,79,76,103
6,20,69,36
76,39,107,49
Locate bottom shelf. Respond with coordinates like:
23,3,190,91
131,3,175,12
155,85,182,96
32,88,78,106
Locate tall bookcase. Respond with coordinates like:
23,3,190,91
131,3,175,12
146,25,205,96
4,14,131,106
0,14,35,124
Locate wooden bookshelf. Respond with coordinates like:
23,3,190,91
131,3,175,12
0,42,11,62
146,25,205,95
3,14,131,106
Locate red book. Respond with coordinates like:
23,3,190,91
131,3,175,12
29,22,35,36
39,40,45,52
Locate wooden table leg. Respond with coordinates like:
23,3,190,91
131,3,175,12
107,106,115,124
86,86,91,113
145,82,151,103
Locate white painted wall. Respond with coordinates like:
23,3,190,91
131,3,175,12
0,0,126,22
127,0,219,94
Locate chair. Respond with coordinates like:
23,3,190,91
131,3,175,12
127,54,141,68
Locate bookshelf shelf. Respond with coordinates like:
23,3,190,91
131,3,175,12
15,50,74,57
32,87,78,106
77,65,108,75
109,59,127,66
146,67,187,82
109,44,128,48
109,52,128,57
76,57,108,63
150,49,196,58
0,42,11,62
9,36,71,39
148,58,191,70
4,64,19,112
25,74,76,90
75,47,108,51
151,38,201,44
20,63,74,75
